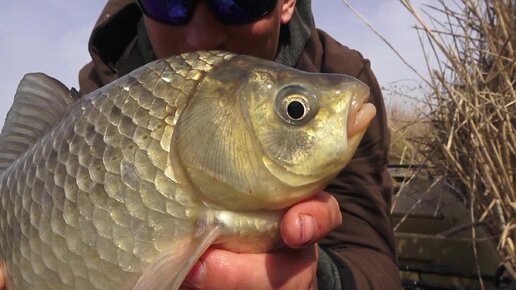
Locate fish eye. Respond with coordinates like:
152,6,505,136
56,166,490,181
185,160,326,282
275,85,318,125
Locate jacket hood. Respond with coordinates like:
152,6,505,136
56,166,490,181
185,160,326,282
275,0,313,67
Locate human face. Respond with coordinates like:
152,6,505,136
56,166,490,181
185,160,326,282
142,0,297,60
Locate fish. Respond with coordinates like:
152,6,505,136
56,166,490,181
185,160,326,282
0,50,376,290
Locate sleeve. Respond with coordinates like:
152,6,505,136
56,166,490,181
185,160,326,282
318,33,401,290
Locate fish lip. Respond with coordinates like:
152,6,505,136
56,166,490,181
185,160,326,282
346,83,373,138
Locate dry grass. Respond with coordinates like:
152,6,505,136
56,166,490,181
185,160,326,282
385,86,431,165
400,0,515,281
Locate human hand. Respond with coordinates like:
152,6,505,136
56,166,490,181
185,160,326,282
181,191,342,290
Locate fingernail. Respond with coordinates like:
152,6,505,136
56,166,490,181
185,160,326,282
184,261,206,288
299,214,317,245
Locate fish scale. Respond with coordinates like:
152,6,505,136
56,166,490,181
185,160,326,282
0,51,372,289
0,52,223,289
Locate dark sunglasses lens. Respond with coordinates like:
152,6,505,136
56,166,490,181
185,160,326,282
139,0,193,24
209,0,277,24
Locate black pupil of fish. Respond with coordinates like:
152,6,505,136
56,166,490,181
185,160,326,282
287,100,306,120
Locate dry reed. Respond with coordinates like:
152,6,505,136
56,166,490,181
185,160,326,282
385,84,431,165
400,0,515,279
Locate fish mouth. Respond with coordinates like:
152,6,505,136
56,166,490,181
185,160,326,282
347,94,377,137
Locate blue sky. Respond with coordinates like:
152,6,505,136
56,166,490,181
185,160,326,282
0,1,431,127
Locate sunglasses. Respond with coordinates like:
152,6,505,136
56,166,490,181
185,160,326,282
137,0,278,25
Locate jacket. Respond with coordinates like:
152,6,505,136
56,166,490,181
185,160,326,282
78,1,401,289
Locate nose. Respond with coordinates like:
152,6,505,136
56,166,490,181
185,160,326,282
185,3,228,50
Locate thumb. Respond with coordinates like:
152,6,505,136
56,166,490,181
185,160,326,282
280,191,342,248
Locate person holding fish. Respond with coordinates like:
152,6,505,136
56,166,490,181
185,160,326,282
0,0,400,289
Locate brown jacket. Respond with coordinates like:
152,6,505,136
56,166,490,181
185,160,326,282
79,1,400,289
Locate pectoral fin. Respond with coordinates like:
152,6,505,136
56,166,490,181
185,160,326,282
132,225,223,290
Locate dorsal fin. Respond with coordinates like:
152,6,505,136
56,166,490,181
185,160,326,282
0,73,79,173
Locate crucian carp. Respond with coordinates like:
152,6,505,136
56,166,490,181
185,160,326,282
0,50,375,290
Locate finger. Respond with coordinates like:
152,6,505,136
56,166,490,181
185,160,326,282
280,191,342,248
0,262,5,290
181,246,318,290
